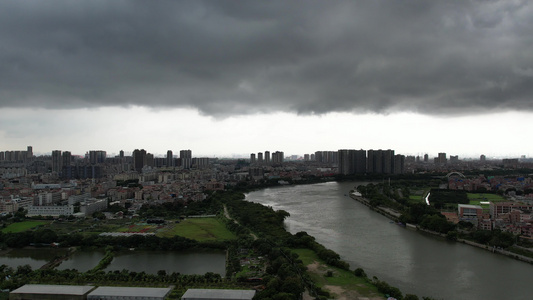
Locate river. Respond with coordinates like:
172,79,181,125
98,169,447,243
245,181,533,300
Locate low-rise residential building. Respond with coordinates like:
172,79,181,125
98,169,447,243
27,205,74,217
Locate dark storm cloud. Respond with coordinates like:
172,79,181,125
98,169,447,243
0,0,532,117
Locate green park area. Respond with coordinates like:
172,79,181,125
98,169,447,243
1,220,49,233
157,218,236,241
292,248,381,299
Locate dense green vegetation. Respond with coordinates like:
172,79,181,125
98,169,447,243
0,187,444,299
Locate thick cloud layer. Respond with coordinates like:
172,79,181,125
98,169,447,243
1,0,532,117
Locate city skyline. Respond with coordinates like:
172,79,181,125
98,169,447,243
1,1,533,158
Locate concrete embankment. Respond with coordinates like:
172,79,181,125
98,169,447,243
349,193,401,221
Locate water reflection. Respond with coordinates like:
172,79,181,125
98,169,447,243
104,250,226,275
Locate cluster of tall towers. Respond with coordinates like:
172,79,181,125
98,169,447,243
51,150,106,173
132,149,197,172
338,149,404,175
0,146,33,162
250,151,283,165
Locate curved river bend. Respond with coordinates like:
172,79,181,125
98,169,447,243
246,181,533,300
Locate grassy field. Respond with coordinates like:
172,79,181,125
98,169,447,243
408,195,423,203
157,218,236,241
467,193,506,208
116,223,161,234
408,189,430,204
1,220,49,233
292,248,382,299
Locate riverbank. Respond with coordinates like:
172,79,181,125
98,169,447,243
349,192,533,265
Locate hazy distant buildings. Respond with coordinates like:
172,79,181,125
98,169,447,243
264,151,271,164
450,155,459,164
257,152,263,163
314,151,338,164
250,153,256,164
437,153,447,165
89,150,106,165
193,157,210,169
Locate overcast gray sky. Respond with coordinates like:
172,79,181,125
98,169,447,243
1,1,532,158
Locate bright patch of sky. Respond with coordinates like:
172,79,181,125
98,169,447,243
1,107,531,159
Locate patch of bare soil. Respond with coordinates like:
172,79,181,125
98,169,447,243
306,261,385,300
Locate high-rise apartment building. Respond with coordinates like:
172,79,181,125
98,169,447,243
271,151,284,165
264,151,271,164
194,157,210,169
62,151,72,167
257,152,263,163
250,153,256,164
146,153,154,167
166,150,173,167
52,150,62,174
383,149,394,174
338,149,354,175
367,149,396,174
367,149,383,174
338,149,366,175
89,150,106,165
450,155,459,164
133,149,147,172
27,146,33,159
438,153,447,165
180,149,192,169
354,150,366,174
394,154,405,174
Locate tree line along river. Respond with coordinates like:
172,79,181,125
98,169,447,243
245,181,533,300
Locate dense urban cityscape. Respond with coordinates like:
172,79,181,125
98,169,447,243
2,146,533,238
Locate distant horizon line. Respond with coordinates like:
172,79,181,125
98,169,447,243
23,151,531,160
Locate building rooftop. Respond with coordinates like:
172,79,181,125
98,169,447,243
87,286,172,298
182,289,256,300
11,284,95,295
458,204,483,209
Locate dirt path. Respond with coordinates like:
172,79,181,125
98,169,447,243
223,204,257,240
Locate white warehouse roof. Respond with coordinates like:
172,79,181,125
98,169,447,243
87,286,172,299
181,289,256,300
